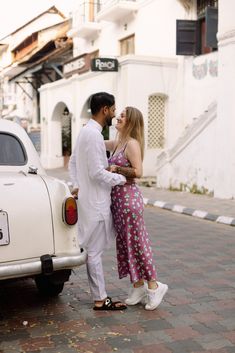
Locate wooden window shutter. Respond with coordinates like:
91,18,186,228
176,20,200,56
205,7,218,48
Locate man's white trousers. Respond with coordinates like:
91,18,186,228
84,220,110,301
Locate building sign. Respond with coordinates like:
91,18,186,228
91,58,118,72
63,53,91,78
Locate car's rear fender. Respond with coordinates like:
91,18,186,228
0,172,54,262
39,175,80,255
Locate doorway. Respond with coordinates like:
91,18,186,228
61,106,72,168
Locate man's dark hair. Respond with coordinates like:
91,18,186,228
90,92,115,115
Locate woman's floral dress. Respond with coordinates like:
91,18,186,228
109,147,157,283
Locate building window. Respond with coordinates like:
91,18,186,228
79,1,101,22
120,34,135,55
147,95,166,149
176,0,218,56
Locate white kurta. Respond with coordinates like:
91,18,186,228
69,119,126,248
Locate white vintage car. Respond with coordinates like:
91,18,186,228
0,119,87,296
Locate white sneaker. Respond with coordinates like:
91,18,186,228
145,282,168,311
125,283,147,305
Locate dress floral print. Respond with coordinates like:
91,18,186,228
109,148,157,283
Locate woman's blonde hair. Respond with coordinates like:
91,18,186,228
119,106,145,160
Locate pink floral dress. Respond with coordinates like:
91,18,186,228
109,147,157,283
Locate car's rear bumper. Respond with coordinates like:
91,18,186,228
0,249,87,280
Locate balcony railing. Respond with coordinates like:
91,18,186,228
96,0,138,22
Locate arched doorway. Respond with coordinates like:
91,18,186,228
51,102,72,168
61,106,72,168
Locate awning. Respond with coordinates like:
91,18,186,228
9,64,43,82
1,65,27,80
8,41,72,82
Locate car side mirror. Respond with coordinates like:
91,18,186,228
28,165,38,175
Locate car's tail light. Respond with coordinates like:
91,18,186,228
63,197,78,225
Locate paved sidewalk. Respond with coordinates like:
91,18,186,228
140,187,235,227
46,168,235,227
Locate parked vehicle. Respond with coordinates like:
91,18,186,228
0,119,86,296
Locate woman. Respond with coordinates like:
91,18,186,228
106,106,168,310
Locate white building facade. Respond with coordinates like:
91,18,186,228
40,0,235,199
156,0,235,199
40,0,186,174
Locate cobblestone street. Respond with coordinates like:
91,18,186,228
1,207,235,353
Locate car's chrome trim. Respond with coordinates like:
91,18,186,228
0,250,87,280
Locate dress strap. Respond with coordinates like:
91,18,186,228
111,144,118,157
111,141,128,157
122,142,128,152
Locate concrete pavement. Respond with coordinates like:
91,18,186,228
1,206,235,353
46,168,235,227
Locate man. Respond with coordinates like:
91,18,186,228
69,92,127,310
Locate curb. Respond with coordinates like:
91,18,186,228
143,198,235,227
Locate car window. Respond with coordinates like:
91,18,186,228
0,133,27,165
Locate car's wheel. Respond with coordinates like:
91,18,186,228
35,269,71,297
35,275,65,297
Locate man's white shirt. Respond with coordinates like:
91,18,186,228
69,119,126,247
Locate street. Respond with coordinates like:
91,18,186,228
1,1,235,352
0,206,235,353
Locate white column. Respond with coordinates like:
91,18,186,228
214,0,235,198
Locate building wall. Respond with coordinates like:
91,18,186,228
74,0,186,58
156,1,235,199
40,77,75,168
40,0,235,199
135,0,185,57
117,55,178,175
182,52,218,126
40,71,118,168
156,103,217,193
40,0,186,173
155,50,219,194
214,0,235,198
40,53,179,175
